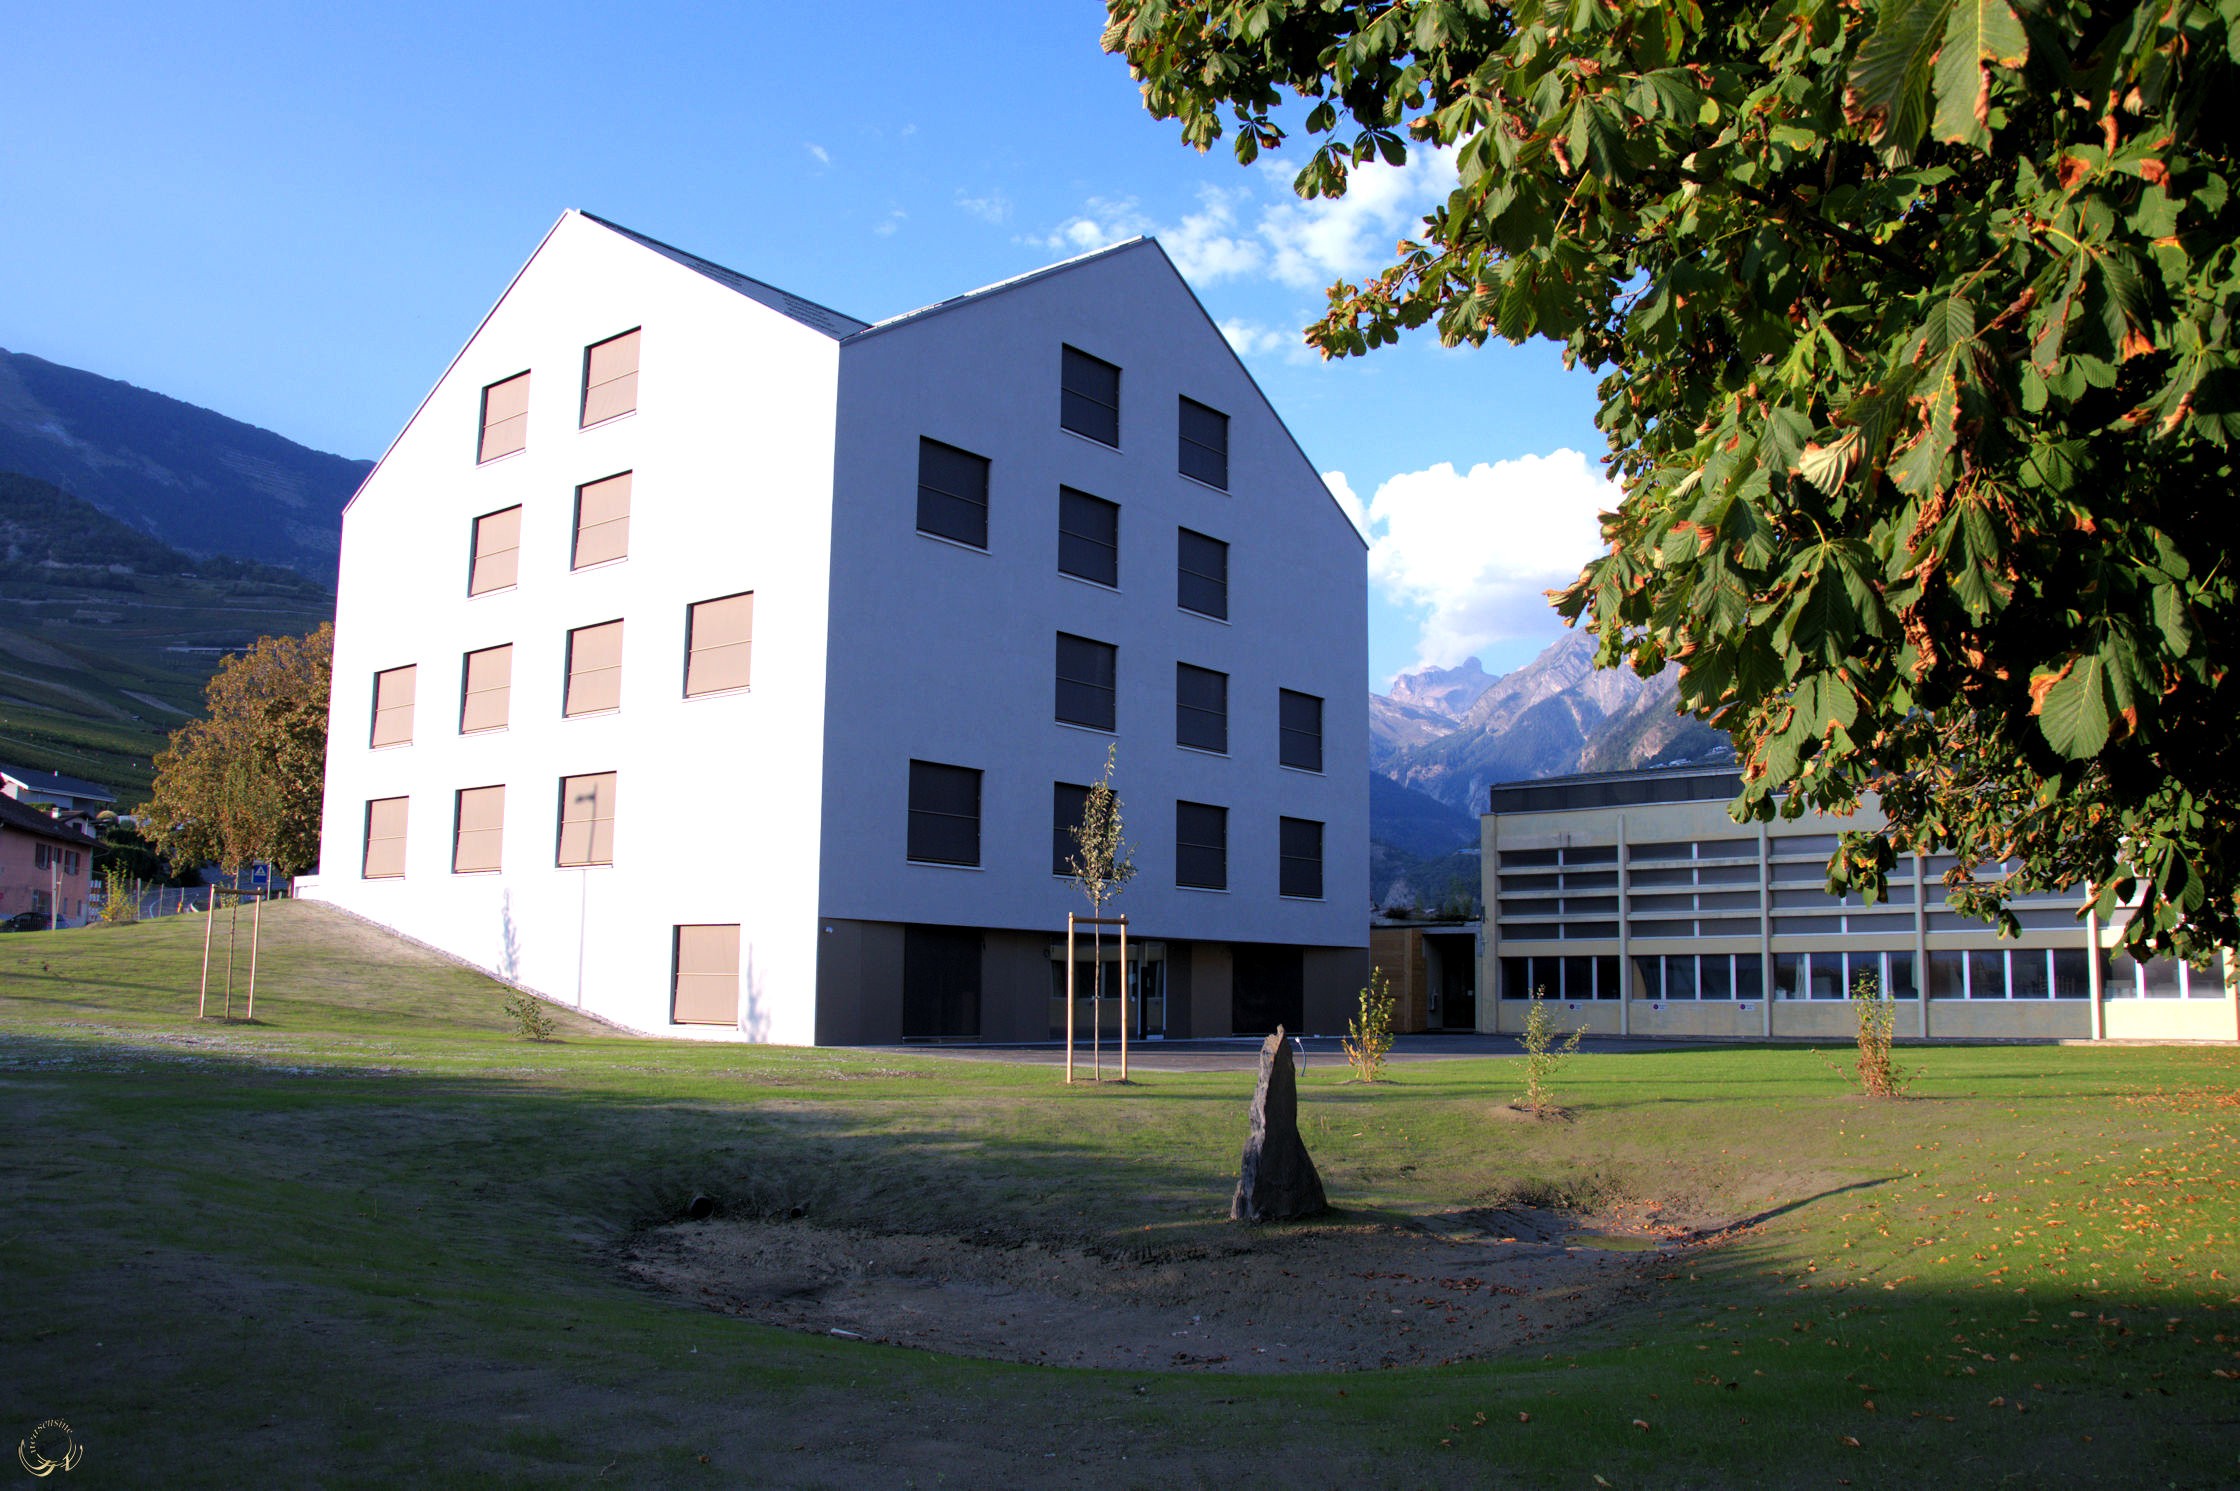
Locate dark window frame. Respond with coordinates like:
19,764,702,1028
1279,689,1324,772
916,437,991,549
1175,662,1228,754
1177,527,1228,620
1175,800,1227,890
1060,345,1121,446
906,760,982,867
1177,396,1229,489
1279,816,1323,900
1051,781,1090,876
1057,487,1119,587
1055,632,1117,732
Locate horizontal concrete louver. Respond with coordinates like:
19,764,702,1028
672,923,740,1025
470,506,522,595
479,372,530,462
460,644,512,733
370,665,416,748
452,785,505,873
557,772,616,866
564,620,624,715
684,592,753,696
581,329,640,426
572,472,631,569
363,797,408,879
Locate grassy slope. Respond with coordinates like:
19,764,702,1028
2,903,2234,1488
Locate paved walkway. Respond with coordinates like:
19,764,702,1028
860,1032,1682,1073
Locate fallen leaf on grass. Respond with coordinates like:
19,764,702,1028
1633,1419,1651,1431
1839,1435,1862,1448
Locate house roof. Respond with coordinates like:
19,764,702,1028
0,793,95,845
842,237,1155,344
0,765,116,803
580,213,869,339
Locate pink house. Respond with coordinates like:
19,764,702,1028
0,794,94,928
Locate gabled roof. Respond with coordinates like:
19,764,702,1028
0,793,95,844
581,213,868,339
0,765,116,803
842,238,1154,344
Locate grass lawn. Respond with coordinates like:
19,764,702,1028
2,902,2235,1488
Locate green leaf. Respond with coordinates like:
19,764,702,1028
1932,0,2028,149
1847,0,1950,160
2034,654,2112,759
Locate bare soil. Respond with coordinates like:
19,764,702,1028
626,1205,1710,1374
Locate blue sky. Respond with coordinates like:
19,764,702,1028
1,1,1612,687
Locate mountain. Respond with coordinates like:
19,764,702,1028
1384,656,1496,719
1373,629,1733,817
0,348,370,579
0,471,334,802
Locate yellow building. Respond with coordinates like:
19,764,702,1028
1481,766,2237,1043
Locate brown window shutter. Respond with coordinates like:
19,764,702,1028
470,506,522,595
479,372,531,461
452,785,506,873
684,591,754,696
581,329,640,426
564,620,625,715
557,772,618,866
672,923,740,1024
572,472,632,568
370,665,417,748
363,797,409,878
460,644,513,733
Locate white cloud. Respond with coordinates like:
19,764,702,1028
1159,186,1263,282
806,143,831,167
956,189,1012,225
1337,451,1615,670
1218,317,1294,358
873,208,907,238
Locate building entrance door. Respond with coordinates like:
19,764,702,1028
1429,934,1477,1029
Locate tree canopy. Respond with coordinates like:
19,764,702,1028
140,624,332,876
1107,0,2240,958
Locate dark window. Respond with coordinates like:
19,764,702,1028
1051,781,1090,876
1501,957,1531,1000
902,926,982,1039
1055,633,1117,731
906,760,981,866
1698,954,1733,999
1175,663,1228,753
1060,345,1120,446
917,438,990,549
1057,487,1119,586
1926,949,1966,998
2051,947,2096,998
1967,948,2006,999
1230,944,1302,1035
1279,689,1323,772
1176,800,1227,889
1279,816,1323,899
1596,953,1624,1001
1177,528,1228,619
1178,396,1229,489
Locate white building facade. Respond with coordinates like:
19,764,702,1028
307,211,1368,1043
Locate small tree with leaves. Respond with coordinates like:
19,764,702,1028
1065,745,1137,1034
1519,987,1587,1116
1343,967,1398,1082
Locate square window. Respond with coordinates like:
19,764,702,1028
362,797,408,879
684,592,753,696
917,438,990,549
1057,487,1118,586
478,372,530,462
1279,816,1322,899
1176,800,1226,890
1279,689,1323,772
1052,781,1090,876
460,644,513,733
564,619,624,716
468,505,522,596
672,924,741,1025
908,760,981,866
1177,528,1228,620
1178,396,1228,489
572,471,631,568
557,772,617,866
370,665,416,749
452,785,505,874
1967,948,2007,999
1175,662,1228,754
1055,632,1117,732
581,328,640,426
1060,345,1120,446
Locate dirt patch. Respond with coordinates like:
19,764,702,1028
625,1206,1698,1373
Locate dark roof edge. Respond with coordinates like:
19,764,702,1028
839,237,1156,344
579,213,868,336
